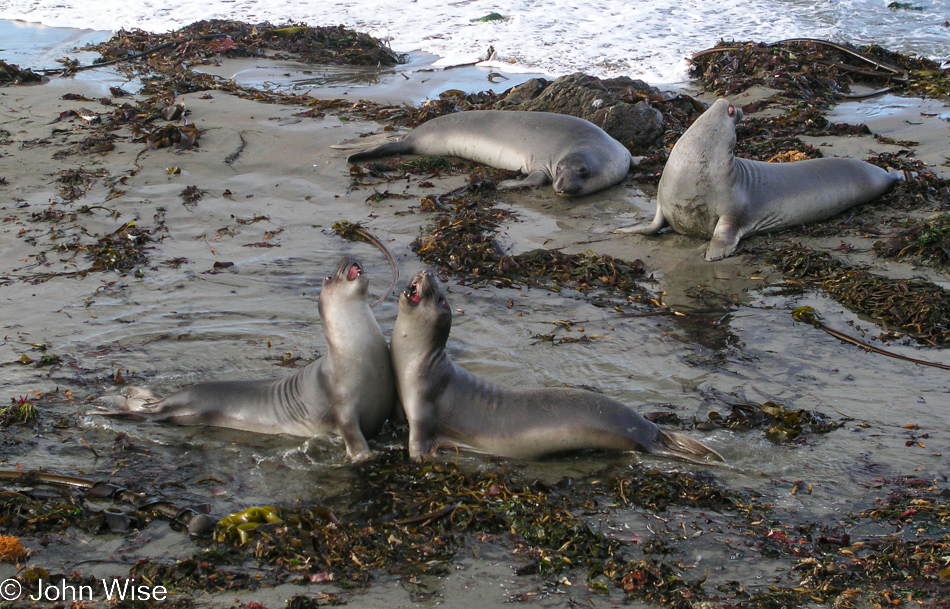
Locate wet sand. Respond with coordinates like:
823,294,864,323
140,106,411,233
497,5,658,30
2,23,950,609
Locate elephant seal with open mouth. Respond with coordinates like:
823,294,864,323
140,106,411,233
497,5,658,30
97,257,396,461
389,271,723,464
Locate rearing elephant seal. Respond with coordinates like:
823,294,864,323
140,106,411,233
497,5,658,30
619,98,900,260
347,110,632,197
97,257,396,461
390,271,723,464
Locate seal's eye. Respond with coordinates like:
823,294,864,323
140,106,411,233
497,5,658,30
437,296,447,306
347,264,361,281
577,165,589,177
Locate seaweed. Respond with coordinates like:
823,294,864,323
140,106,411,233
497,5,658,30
0,395,38,427
411,180,651,305
691,39,948,105
765,245,950,346
873,214,950,267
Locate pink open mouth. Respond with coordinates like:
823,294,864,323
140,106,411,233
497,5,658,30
347,263,361,281
407,282,421,304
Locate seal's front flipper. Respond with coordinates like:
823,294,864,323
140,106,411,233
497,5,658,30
498,170,550,190
336,411,372,462
653,430,724,465
705,217,742,261
346,140,413,163
615,203,667,235
95,386,164,415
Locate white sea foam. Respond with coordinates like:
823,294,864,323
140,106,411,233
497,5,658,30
0,0,947,83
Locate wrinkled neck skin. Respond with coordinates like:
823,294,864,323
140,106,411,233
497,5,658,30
391,289,453,457
320,289,380,359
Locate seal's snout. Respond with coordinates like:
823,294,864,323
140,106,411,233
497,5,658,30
726,103,743,122
554,176,584,196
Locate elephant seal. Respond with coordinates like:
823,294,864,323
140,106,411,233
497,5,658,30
619,98,900,260
390,271,723,464
347,110,632,197
97,257,396,461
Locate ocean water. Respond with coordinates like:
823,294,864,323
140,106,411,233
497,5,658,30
1,0,948,83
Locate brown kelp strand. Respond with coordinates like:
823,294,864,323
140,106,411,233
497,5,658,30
766,246,950,346
410,180,651,304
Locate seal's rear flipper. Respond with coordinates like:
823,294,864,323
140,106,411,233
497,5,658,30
95,386,164,416
615,203,667,235
346,141,413,163
705,217,742,261
654,429,724,465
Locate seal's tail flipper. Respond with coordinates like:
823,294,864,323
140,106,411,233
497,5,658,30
95,386,164,416
615,203,667,235
346,140,413,163
653,429,725,465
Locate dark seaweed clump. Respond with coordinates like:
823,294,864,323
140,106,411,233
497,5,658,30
767,246,950,346
873,214,950,267
690,39,949,106
92,19,402,72
410,179,651,305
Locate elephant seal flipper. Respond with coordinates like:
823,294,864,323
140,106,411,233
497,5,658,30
616,203,667,235
706,217,743,262
391,271,724,465
96,257,396,462
617,98,899,260
654,429,724,464
346,110,632,197
346,140,413,164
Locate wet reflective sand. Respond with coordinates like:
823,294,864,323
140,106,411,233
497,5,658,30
1,24,948,608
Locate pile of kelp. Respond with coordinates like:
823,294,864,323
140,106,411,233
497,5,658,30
91,19,402,74
409,178,652,304
768,246,950,346
690,38,949,106
206,453,743,606
873,213,950,267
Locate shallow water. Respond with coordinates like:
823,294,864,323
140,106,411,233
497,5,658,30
1,21,949,608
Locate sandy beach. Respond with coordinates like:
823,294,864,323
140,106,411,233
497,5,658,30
2,22,950,609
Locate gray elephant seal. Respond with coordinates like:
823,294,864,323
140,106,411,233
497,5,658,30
98,257,396,461
347,110,632,197
390,271,723,464
619,98,900,260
